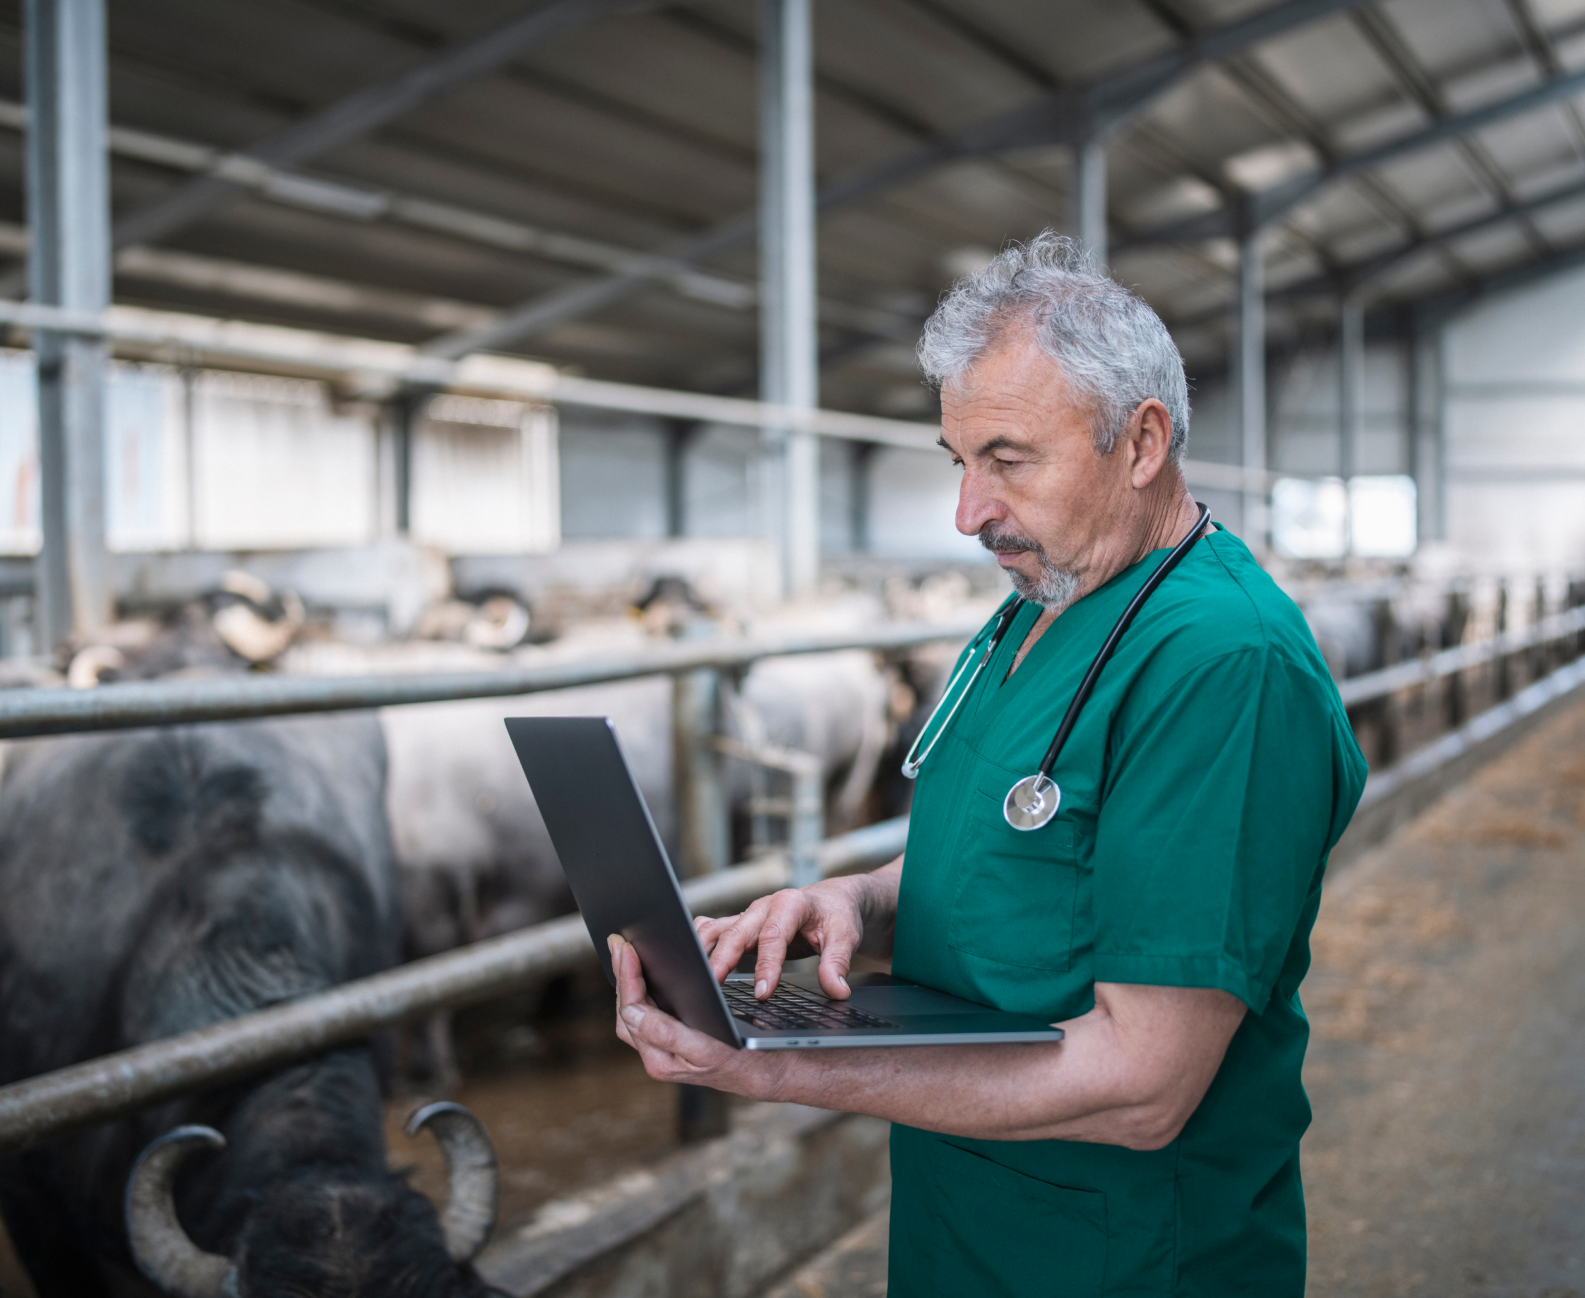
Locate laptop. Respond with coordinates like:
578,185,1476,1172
505,716,1064,1050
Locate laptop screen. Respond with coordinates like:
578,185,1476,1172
505,716,743,1047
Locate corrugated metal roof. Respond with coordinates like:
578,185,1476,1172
1,0,1583,414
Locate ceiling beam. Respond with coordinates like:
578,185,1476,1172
1350,2,1549,259
1355,174,1585,291
107,0,651,251
1165,170,1585,332
1130,61,1585,248
1501,0,1585,159
420,0,1364,360
0,98,927,347
1411,226,1585,326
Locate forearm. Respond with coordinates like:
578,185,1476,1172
749,1004,1179,1148
615,934,1243,1151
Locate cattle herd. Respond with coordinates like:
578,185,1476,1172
0,714,507,1295
0,580,935,1297
0,568,1470,1295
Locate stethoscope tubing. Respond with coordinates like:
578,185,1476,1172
899,593,1022,780
901,504,1212,824
1029,503,1212,785
1001,503,1211,830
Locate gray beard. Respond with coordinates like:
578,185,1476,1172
1009,562,1081,612
979,523,1082,612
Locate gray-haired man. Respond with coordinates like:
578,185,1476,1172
611,232,1365,1296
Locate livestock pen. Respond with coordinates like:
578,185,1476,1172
0,589,1582,1294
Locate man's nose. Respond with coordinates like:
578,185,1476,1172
955,471,1005,537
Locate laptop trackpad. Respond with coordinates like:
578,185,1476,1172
781,971,991,1016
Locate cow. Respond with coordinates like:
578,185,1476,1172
0,714,504,1297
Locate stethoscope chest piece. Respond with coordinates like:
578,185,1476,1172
1004,774,1060,831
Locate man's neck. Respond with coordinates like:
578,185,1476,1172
1008,481,1201,678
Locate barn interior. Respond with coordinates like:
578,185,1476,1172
1,0,1585,1294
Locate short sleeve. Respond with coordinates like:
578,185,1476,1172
1090,647,1346,1012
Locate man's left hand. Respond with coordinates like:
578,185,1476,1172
610,934,788,1100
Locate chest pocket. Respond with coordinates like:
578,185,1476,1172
948,776,1081,973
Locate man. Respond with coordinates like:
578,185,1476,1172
610,232,1366,1295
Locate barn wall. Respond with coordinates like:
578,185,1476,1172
865,445,984,562
1441,261,1585,574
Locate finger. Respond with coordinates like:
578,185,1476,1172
705,898,773,982
610,934,650,1012
751,891,810,999
813,921,860,1000
620,997,734,1075
693,912,739,958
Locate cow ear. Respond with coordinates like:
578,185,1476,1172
405,1102,499,1262
125,1126,238,1298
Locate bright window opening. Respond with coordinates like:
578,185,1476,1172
1272,475,1417,559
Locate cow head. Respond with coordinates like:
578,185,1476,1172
124,1103,504,1297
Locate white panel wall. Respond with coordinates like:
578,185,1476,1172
106,363,189,552
192,372,377,551
0,352,39,553
0,353,191,554
865,445,984,562
1442,261,1585,572
411,396,559,555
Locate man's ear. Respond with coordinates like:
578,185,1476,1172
1128,399,1174,488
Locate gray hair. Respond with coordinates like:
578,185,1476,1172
917,231,1190,462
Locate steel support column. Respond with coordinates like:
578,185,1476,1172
26,0,110,648
1339,290,1364,554
1404,314,1422,540
1431,327,1449,541
1233,228,1267,549
849,441,876,553
384,388,429,537
1075,138,1108,267
1406,314,1440,544
759,0,820,598
663,419,697,539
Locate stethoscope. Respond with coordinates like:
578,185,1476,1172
901,504,1212,832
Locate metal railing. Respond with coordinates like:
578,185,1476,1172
0,816,908,1159
0,618,960,1157
1334,605,1585,709
0,618,980,739
1,595,1583,1158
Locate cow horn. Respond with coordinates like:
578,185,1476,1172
67,645,125,689
406,1102,499,1262
124,1126,237,1298
213,586,305,664
463,596,530,650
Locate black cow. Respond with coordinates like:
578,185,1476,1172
0,715,504,1297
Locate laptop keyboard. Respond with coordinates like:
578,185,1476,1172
722,980,898,1033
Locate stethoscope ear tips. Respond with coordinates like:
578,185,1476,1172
1003,774,1060,831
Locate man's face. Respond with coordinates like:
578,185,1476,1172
940,332,1138,609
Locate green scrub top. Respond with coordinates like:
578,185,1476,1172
888,526,1366,1298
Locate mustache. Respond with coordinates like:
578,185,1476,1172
978,522,1045,557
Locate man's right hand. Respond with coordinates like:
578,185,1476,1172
694,855,902,1001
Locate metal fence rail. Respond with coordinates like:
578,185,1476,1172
0,816,908,1160
0,602,1577,741
0,618,980,739
1,596,1581,1155
1335,605,1585,708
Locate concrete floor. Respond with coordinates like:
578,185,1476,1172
762,695,1585,1298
